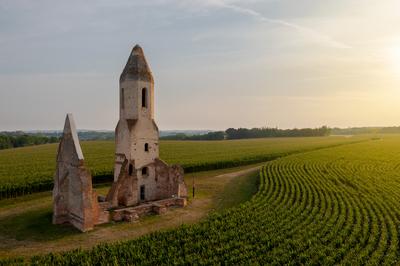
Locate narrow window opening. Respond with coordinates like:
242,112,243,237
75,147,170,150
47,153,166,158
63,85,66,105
142,88,147,108
144,143,149,152
142,167,148,176
128,164,133,176
140,185,145,201
121,88,125,109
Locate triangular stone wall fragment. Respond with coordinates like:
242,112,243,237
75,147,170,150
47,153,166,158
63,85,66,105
53,114,99,232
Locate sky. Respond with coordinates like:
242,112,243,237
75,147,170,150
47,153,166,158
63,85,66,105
1,0,400,131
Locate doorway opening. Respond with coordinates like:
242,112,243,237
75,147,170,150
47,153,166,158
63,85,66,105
140,185,145,201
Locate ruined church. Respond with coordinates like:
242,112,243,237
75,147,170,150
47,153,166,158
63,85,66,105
53,45,188,232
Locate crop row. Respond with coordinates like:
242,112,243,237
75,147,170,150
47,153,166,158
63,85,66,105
0,137,366,200
22,136,400,265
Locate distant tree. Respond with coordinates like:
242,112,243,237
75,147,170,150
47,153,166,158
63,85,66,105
0,133,60,150
225,126,331,140
160,131,225,141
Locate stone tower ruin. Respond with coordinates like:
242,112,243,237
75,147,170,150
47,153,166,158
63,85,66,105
53,44,188,232
108,45,187,206
113,45,159,192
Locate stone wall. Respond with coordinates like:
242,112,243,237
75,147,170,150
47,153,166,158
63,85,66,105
154,159,188,199
106,157,139,207
53,114,100,232
107,157,187,206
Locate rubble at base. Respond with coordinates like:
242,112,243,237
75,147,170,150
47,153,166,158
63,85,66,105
107,197,187,223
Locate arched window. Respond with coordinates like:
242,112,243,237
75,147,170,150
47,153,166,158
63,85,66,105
144,143,149,152
128,164,133,176
142,167,148,176
142,88,147,108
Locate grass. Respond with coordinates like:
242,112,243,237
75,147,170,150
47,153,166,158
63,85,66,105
214,171,259,211
0,208,79,241
0,136,369,199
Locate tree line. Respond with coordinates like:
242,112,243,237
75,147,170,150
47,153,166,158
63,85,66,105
226,126,330,139
331,126,400,135
160,131,225,140
161,126,331,141
0,126,331,149
0,133,59,150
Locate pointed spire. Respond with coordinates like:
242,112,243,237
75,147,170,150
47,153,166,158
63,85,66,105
120,44,153,83
62,113,84,160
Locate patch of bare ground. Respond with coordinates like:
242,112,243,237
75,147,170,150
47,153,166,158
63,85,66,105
0,165,260,258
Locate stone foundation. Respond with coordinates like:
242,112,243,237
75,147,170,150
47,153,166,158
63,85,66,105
108,197,187,223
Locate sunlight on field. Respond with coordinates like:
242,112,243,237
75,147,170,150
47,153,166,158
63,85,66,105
0,136,368,199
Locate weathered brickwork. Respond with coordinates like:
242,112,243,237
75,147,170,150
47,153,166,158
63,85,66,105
111,44,187,204
53,45,187,232
53,114,100,232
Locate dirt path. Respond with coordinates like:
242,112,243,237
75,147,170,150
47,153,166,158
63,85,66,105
0,197,51,220
0,165,261,258
213,166,260,179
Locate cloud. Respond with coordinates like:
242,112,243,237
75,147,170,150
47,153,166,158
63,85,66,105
188,0,351,49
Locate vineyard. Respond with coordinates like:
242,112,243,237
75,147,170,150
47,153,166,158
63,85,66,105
0,136,364,199
21,135,400,265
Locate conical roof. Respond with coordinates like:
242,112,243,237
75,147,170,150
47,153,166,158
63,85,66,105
120,44,153,83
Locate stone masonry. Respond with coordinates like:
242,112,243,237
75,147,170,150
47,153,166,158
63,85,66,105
53,45,188,232
52,114,100,232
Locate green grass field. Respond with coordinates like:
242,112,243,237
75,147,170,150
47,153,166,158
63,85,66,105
19,135,400,265
0,136,366,199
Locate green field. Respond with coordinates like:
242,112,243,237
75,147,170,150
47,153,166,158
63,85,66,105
0,136,366,199
18,135,400,265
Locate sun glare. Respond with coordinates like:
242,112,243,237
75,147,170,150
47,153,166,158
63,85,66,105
388,46,400,77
